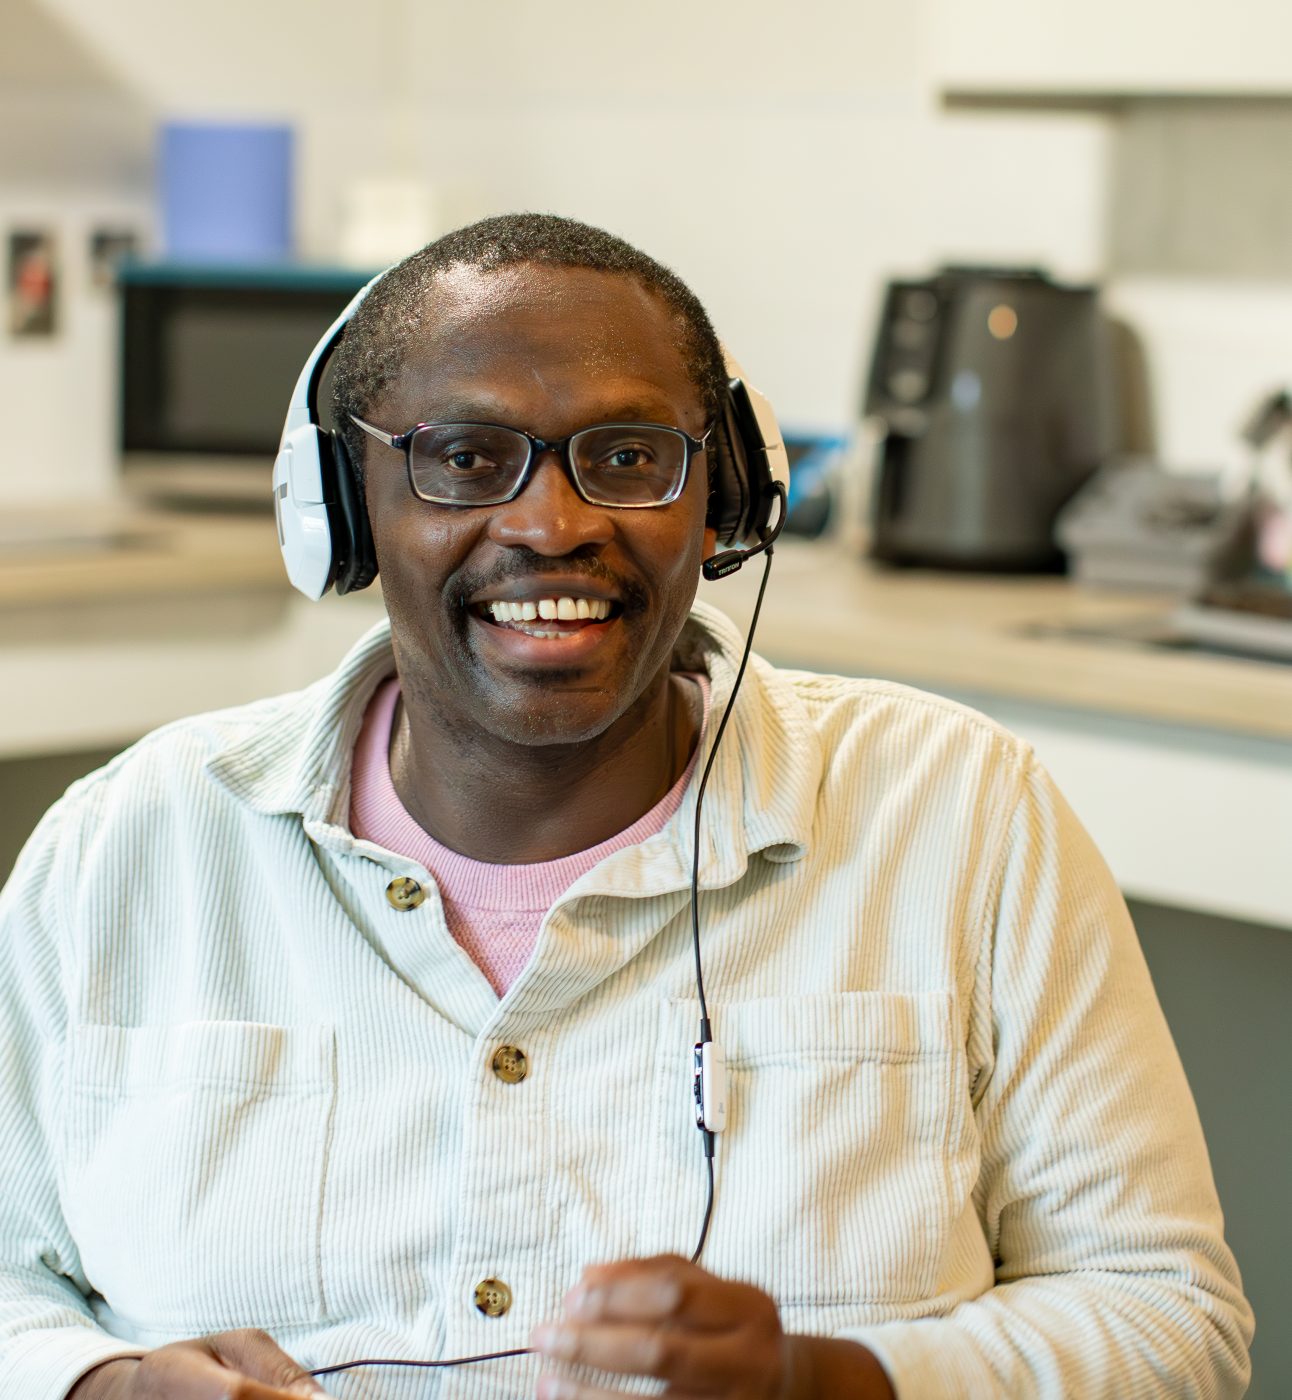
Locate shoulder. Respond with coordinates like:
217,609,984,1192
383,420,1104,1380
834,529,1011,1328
684,601,1031,790
55,686,315,822
760,659,1034,787
43,615,396,839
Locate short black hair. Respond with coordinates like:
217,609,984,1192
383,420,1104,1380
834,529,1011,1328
329,212,727,479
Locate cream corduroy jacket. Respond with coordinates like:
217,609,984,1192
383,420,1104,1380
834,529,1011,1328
0,604,1252,1399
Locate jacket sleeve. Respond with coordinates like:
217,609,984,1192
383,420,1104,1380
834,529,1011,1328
842,754,1254,1398
0,796,148,1398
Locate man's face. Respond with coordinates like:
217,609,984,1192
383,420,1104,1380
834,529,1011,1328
362,261,717,749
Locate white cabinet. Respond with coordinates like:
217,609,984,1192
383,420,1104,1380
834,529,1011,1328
927,0,1292,95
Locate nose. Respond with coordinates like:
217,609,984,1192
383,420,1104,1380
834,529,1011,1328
485,449,614,556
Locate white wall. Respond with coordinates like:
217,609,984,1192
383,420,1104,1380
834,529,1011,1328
1,0,1111,505
928,0,1292,94
1105,276,1292,479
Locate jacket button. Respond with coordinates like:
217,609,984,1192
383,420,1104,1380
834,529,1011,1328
491,1045,528,1084
473,1277,512,1317
385,876,424,910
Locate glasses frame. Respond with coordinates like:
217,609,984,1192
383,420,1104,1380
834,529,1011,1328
348,413,712,509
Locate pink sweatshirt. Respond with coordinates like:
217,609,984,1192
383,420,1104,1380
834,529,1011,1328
350,674,709,996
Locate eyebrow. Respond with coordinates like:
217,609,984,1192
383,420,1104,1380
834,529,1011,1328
417,398,682,427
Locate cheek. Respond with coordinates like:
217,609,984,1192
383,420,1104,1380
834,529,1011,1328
372,514,478,642
643,522,709,620
369,482,467,578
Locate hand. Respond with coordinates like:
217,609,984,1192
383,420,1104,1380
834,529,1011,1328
65,1329,328,1400
529,1254,894,1399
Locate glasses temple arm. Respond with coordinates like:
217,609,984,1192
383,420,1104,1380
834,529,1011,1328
347,413,398,448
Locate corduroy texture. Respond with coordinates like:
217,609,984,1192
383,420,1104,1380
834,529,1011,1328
0,603,1253,1399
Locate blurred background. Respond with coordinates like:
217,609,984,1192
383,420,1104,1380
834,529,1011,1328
1,0,1289,1392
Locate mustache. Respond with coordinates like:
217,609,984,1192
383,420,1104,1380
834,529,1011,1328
452,549,649,613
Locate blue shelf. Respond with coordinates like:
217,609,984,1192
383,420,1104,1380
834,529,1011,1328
117,260,379,292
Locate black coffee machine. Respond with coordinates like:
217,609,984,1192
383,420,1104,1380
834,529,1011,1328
864,266,1118,570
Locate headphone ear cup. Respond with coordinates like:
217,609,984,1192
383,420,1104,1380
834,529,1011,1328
705,391,753,547
329,431,378,595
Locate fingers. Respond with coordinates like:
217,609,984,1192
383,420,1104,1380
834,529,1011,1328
565,1254,773,1333
532,1255,785,1398
132,1330,328,1399
535,1316,752,1388
204,1330,327,1396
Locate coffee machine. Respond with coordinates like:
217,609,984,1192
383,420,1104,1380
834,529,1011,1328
864,266,1118,570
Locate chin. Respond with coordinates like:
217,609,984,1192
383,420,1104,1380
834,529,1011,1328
481,685,623,748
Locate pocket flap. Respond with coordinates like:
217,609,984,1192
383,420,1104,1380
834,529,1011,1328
69,1021,335,1096
675,990,955,1067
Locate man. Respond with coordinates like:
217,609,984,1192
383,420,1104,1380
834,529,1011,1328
0,216,1251,1399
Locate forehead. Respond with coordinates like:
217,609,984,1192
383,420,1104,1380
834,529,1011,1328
382,262,702,425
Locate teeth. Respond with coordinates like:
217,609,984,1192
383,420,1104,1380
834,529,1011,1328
486,596,612,625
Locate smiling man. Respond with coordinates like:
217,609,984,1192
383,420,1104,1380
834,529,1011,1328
0,216,1252,1400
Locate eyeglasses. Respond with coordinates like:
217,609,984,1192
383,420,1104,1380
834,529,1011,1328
348,414,711,508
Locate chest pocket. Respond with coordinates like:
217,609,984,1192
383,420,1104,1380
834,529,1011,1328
646,992,972,1309
63,1021,336,1334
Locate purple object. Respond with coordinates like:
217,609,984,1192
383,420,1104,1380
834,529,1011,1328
160,122,294,262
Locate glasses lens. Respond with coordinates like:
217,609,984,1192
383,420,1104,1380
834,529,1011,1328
407,424,529,503
570,425,688,506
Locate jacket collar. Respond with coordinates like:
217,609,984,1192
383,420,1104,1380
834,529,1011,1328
206,603,821,882
206,616,397,823
569,603,819,901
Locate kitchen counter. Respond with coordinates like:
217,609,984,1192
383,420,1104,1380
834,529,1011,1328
0,502,286,605
3,505,1289,926
698,540,1291,741
3,504,1289,737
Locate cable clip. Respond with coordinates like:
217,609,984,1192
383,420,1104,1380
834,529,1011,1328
692,1040,727,1133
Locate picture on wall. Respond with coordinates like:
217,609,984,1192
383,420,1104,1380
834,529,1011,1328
89,228,139,290
7,230,58,337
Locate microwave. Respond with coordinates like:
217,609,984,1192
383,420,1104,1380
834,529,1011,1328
119,262,373,505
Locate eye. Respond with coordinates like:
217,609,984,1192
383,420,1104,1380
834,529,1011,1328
435,438,502,473
445,448,492,472
606,446,652,469
591,438,661,472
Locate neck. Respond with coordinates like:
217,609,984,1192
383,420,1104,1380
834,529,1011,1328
389,670,701,864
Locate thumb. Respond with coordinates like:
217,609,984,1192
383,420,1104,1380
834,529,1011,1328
203,1329,330,1396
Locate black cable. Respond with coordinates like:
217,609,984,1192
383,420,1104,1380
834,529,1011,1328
309,544,777,1378
686,543,776,1268
688,543,777,1034
688,1150,716,1267
308,1348,533,1378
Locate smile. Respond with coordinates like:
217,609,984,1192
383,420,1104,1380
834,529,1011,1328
473,593,622,645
